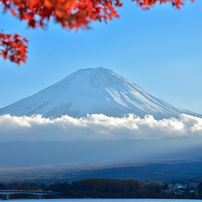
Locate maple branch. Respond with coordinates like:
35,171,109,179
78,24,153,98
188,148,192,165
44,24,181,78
0,0,195,65
0,32,28,65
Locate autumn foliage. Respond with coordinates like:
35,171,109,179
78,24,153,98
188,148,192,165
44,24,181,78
0,33,28,65
0,0,195,65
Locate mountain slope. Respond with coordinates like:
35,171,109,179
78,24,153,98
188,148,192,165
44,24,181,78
0,67,200,119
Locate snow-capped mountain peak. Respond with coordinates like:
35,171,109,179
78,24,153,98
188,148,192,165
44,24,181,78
0,67,200,119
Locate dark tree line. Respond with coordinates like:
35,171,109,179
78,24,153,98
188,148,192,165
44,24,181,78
0,182,44,191
49,179,143,198
0,179,202,199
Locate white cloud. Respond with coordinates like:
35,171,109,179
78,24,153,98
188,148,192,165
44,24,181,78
0,114,202,142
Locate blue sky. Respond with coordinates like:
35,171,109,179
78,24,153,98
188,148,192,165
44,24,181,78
0,0,202,114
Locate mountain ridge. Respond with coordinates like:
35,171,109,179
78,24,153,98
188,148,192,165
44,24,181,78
0,67,200,119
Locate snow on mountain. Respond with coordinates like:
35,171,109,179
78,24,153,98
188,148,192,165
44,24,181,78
0,67,200,119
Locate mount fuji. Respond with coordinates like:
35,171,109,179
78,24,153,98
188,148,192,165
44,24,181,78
0,67,200,119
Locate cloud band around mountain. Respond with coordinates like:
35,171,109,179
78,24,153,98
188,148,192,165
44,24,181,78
0,114,202,142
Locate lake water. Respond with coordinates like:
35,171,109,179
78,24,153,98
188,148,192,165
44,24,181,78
5,199,202,202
